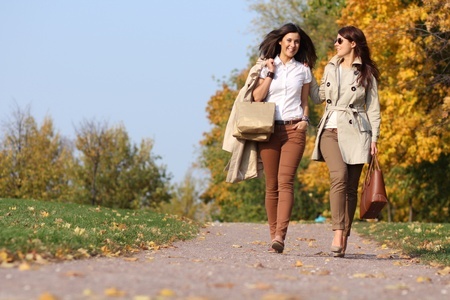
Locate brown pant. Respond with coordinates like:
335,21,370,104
258,124,306,241
319,129,363,237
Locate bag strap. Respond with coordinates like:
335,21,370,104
363,154,376,185
373,153,381,171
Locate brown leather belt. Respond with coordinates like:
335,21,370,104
275,119,301,125
325,128,338,133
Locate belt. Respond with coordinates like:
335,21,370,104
325,128,338,133
275,119,301,125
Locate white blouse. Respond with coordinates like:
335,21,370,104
260,56,312,121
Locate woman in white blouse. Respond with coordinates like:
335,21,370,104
252,23,317,253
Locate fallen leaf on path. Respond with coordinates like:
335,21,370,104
211,283,234,288
314,269,331,276
246,282,273,290
82,289,93,296
437,266,450,276
262,293,301,300
159,289,176,296
416,276,432,283
251,240,266,245
385,284,409,290
275,274,297,280
123,257,138,262
352,273,375,278
232,244,242,248
0,262,16,268
64,271,84,277
104,287,126,296
376,253,393,259
133,296,151,300
18,262,31,271
393,261,410,266
303,265,315,268
253,262,264,268
38,292,59,300
294,260,303,267
0,250,11,263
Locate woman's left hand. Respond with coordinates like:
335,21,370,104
295,121,308,131
371,142,378,155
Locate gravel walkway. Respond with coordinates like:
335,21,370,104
0,222,449,300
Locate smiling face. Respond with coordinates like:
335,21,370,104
334,34,355,58
279,32,300,62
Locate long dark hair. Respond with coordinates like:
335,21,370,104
258,23,317,69
338,26,380,89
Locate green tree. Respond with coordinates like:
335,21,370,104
0,105,73,201
73,119,171,209
159,170,215,221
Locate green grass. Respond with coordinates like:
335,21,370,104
354,221,450,267
0,198,199,264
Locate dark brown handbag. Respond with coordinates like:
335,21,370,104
360,154,388,219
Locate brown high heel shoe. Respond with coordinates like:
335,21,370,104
341,236,348,256
271,236,284,253
330,230,344,257
331,236,347,258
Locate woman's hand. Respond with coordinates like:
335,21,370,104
371,142,378,155
295,121,308,131
266,58,275,72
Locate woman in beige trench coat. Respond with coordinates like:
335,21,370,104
309,26,381,257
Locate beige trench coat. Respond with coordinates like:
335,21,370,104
309,55,381,164
222,58,265,183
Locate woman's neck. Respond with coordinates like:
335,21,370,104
279,54,291,65
340,53,355,68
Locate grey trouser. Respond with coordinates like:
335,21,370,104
319,129,364,237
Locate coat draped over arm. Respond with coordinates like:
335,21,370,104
222,58,265,183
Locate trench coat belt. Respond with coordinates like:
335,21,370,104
325,106,366,131
326,106,365,114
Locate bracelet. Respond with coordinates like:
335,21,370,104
301,115,310,123
266,71,275,79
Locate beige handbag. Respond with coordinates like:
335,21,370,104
232,101,276,142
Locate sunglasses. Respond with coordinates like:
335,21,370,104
334,37,344,44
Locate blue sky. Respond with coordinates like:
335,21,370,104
0,1,257,183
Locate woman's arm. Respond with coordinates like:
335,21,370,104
295,83,310,130
252,58,275,102
252,78,271,102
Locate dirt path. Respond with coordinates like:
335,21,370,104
0,222,449,300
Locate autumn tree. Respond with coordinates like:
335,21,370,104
335,0,449,221
0,105,74,201
73,119,171,209
299,0,450,222
158,169,216,221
